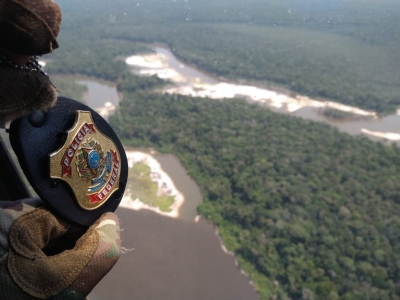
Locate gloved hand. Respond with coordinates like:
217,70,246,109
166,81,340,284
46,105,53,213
0,2,125,299
0,198,121,299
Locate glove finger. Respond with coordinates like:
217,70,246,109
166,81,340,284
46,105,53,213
8,208,120,299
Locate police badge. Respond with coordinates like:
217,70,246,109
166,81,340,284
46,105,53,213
10,97,128,226
50,111,122,210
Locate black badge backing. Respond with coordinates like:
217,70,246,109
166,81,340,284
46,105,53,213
9,97,128,226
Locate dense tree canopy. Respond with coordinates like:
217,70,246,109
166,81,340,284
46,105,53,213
43,0,400,298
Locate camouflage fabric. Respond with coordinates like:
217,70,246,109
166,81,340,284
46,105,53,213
0,198,121,299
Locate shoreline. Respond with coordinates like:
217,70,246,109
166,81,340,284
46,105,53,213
42,70,124,118
120,150,185,219
120,150,257,290
361,129,400,141
214,226,256,289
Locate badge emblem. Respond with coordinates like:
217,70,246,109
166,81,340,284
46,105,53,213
50,111,121,210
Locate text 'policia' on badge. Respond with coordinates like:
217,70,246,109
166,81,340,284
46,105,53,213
61,122,96,177
50,111,121,210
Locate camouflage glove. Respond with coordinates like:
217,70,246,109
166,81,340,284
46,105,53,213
0,198,121,299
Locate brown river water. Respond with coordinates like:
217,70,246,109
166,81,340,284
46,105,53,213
90,208,259,300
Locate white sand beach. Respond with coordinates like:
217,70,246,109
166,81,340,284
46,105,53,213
95,101,116,119
120,150,185,218
126,55,165,69
361,129,400,141
125,52,377,118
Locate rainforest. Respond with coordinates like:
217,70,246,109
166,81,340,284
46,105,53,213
47,0,400,299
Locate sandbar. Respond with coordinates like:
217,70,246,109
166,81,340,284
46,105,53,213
361,129,400,141
120,150,185,218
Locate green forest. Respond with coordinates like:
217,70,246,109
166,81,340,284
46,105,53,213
52,0,400,113
51,75,88,102
43,0,400,299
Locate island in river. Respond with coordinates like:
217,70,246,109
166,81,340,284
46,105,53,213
121,150,185,219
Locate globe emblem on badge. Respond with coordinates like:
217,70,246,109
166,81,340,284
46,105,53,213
76,139,106,182
88,150,100,169
50,110,121,211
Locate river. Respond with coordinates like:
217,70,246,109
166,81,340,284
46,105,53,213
90,209,259,300
125,46,400,144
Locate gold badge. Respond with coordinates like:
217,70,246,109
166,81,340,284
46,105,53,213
50,111,121,210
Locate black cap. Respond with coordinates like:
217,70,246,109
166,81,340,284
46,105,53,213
9,97,128,226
